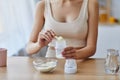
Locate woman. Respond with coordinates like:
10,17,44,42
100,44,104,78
26,0,99,59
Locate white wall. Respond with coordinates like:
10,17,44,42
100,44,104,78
92,25,120,58
92,0,120,58
112,0,120,19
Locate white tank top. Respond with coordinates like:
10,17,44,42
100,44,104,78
43,0,88,48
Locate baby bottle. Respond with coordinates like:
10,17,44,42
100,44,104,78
55,36,77,74
64,59,77,74
55,36,66,58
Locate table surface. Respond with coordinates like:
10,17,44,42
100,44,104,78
0,57,120,80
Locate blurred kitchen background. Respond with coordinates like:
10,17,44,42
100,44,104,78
0,0,120,58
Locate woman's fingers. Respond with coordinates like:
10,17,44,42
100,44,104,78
45,31,52,40
39,30,55,42
44,34,51,41
62,49,76,55
49,29,56,37
64,47,74,51
44,30,56,40
40,33,49,41
62,47,76,54
63,54,74,59
62,47,77,59
63,52,78,59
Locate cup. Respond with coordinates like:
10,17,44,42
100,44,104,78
0,48,7,67
105,49,119,74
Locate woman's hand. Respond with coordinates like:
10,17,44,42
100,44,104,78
62,47,80,59
37,30,55,48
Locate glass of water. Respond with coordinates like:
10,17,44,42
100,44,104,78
105,49,119,74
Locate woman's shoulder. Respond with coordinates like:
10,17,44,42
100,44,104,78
89,0,98,7
88,0,99,12
33,0,46,20
36,0,45,10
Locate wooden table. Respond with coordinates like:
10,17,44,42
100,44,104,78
0,57,120,80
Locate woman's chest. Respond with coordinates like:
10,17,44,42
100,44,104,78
51,3,82,23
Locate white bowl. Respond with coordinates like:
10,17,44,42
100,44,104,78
33,57,58,73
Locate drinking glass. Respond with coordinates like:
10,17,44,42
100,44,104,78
105,49,119,74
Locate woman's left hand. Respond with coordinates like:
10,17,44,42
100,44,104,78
62,47,79,59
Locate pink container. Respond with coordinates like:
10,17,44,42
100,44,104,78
0,48,7,67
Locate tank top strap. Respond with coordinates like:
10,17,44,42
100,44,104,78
84,0,88,19
85,0,89,19
84,0,89,9
78,0,88,21
44,0,51,17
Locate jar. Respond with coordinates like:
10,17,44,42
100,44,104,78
99,9,108,23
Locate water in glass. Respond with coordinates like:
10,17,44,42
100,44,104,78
105,49,119,74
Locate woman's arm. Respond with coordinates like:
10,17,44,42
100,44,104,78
26,1,45,54
76,0,99,58
62,0,99,59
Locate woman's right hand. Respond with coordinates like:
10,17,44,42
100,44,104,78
37,30,56,48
